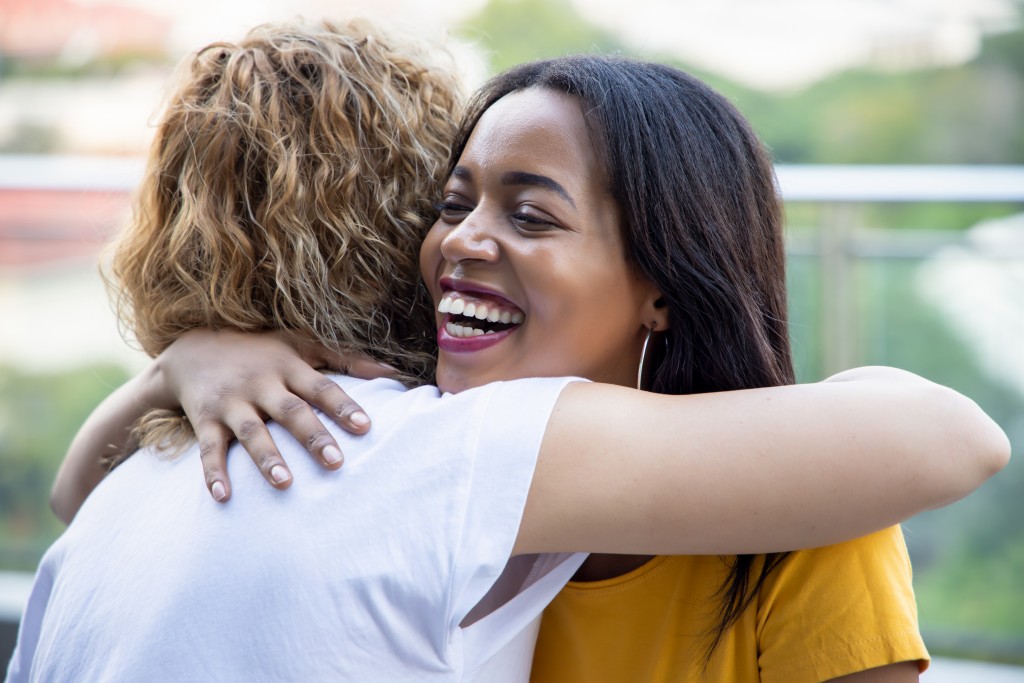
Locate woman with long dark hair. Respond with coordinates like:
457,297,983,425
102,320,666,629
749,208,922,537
422,55,928,682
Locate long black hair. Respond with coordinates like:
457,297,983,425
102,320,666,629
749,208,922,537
449,56,795,658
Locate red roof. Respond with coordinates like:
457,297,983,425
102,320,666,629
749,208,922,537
0,0,170,59
0,189,130,268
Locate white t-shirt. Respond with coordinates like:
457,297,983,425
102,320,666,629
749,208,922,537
7,376,585,682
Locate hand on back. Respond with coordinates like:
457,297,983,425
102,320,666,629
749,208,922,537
157,328,394,501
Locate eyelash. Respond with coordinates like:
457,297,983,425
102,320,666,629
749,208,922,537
512,212,548,225
433,200,554,231
433,200,469,215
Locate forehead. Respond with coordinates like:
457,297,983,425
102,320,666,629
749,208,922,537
459,88,601,183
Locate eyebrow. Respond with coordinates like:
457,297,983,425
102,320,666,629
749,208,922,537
451,166,577,209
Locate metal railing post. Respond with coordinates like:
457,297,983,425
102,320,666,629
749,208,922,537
819,202,861,376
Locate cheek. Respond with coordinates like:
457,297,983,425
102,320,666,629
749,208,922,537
567,255,638,311
418,226,443,289
561,267,646,341
530,264,626,335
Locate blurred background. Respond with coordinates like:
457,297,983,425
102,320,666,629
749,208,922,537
1,0,1022,674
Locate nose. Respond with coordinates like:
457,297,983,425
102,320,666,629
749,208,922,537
438,210,500,265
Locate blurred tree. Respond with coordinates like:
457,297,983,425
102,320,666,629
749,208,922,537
459,0,1023,166
457,0,627,74
742,24,1024,165
0,363,131,570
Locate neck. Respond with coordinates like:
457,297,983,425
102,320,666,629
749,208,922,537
572,554,655,582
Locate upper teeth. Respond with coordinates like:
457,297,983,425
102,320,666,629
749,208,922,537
438,292,524,324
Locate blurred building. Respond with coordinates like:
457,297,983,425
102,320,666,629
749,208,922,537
0,0,170,63
0,157,145,371
0,189,126,267
0,0,171,156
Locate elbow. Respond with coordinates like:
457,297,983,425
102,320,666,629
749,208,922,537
934,386,1011,502
844,368,1010,512
50,495,71,526
973,411,1012,481
49,484,76,526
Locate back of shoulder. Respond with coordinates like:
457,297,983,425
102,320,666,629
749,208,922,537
365,376,580,430
359,376,581,476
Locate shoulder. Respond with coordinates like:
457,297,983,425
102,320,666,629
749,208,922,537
435,376,584,427
321,374,427,399
760,526,915,616
756,527,928,683
768,525,912,588
451,376,586,400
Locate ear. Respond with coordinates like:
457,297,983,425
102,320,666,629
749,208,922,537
640,287,671,332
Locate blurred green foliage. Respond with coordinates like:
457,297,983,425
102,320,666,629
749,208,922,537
0,51,170,80
461,0,1024,167
0,363,131,570
457,0,626,74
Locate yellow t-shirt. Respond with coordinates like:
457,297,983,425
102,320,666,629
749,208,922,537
531,526,929,683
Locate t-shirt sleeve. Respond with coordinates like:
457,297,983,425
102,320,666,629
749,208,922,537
446,376,582,629
757,525,930,683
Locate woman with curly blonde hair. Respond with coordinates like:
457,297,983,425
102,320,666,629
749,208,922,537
54,18,462,494
118,18,454,379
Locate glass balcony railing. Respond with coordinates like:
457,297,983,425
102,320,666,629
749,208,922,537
2,156,1023,671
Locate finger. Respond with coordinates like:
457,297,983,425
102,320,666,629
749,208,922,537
196,422,233,503
291,367,371,435
266,391,345,470
343,355,399,381
223,408,294,490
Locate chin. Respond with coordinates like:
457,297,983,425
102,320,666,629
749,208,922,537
435,367,484,395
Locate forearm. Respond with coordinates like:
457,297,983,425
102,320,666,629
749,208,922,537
50,362,175,523
520,367,1010,555
827,661,920,682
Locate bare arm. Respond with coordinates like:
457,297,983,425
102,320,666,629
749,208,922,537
51,362,175,523
827,662,919,682
51,329,380,522
515,367,1010,555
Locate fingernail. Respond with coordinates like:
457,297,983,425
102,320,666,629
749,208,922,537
211,481,227,502
323,445,343,465
350,411,370,428
270,465,291,484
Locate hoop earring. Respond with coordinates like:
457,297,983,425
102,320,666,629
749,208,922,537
637,326,654,391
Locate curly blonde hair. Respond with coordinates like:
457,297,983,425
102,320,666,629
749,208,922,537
104,19,462,458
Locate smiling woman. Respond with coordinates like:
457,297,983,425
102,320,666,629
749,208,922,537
422,88,663,392
417,57,925,681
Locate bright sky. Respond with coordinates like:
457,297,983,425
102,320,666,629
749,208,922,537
82,0,1020,89
582,0,1018,88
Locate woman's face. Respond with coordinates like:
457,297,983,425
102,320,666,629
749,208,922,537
420,87,663,394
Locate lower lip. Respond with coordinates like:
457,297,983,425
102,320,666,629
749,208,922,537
436,319,519,353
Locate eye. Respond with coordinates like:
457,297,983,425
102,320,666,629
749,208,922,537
511,208,555,232
433,199,472,224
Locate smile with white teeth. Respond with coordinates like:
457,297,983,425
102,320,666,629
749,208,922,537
438,291,524,338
